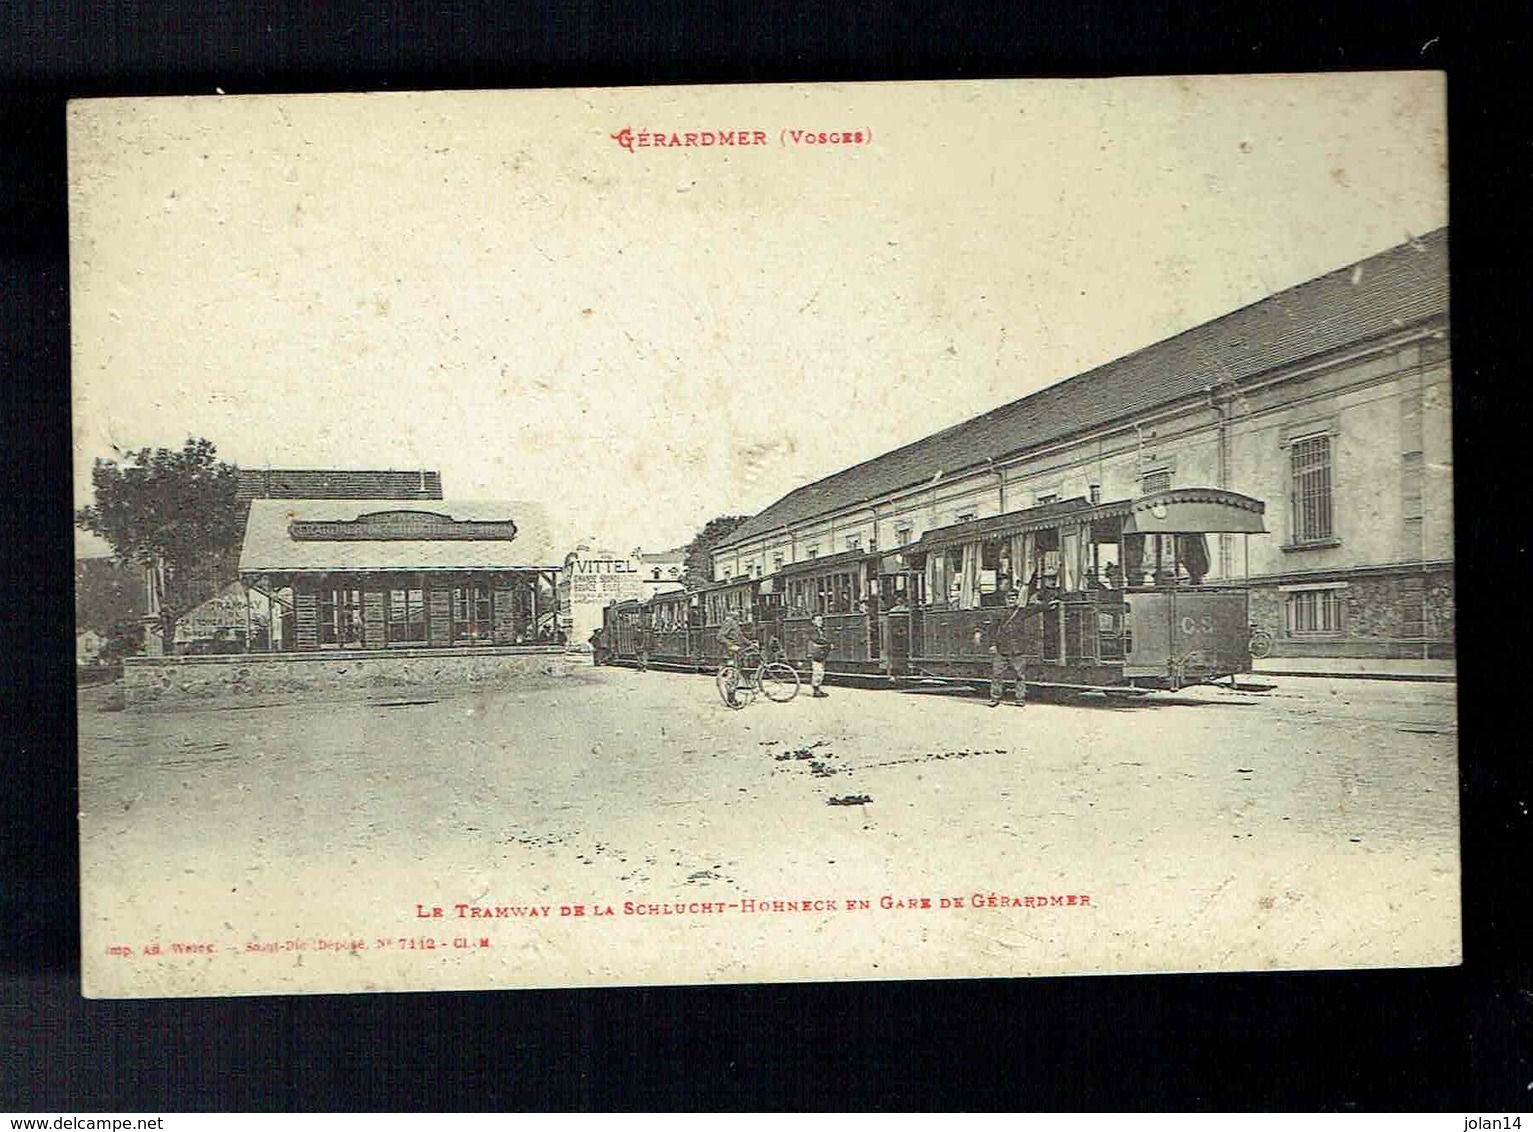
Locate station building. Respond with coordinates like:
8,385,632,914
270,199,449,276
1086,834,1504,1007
239,500,561,651
141,468,447,654
711,230,1452,659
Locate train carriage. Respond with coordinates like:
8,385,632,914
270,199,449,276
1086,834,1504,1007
604,599,644,659
886,488,1266,691
776,549,884,674
646,588,697,668
602,486,1266,695
697,576,765,668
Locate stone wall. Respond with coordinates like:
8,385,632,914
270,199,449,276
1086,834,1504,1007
1250,565,1455,659
123,646,574,707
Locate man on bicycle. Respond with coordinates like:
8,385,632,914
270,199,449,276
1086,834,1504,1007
718,610,753,665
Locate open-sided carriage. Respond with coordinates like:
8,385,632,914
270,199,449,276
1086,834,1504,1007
602,487,1266,696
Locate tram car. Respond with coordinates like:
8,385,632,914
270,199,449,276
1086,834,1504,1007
602,487,1267,693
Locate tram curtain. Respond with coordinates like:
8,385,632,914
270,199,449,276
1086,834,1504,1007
926,550,953,608
1062,522,1091,591
959,543,981,609
1009,533,1035,602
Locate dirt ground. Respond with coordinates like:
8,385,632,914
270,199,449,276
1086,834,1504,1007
77,666,1460,997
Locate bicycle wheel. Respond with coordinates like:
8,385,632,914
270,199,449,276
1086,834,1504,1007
717,665,752,710
759,661,801,703
1249,629,1273,660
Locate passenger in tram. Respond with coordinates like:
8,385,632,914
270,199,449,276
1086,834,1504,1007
1123,537,1146,587
1178,534,1210,585
1102,562,1122,589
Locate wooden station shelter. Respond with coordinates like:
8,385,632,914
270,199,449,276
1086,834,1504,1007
238,500,561,651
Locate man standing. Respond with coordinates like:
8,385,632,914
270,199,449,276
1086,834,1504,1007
637,619,652,672
807,613,831,698
988,587,1046,707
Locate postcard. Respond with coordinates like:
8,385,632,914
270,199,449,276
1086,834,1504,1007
70,74,1455,997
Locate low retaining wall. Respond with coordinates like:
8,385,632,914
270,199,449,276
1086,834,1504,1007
123,646,574,707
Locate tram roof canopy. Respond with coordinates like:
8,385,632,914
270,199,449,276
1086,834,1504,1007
240,499,561,575
916,497,1095,551
1112,488,1267,534
914,488,1265,551
773,547,873,578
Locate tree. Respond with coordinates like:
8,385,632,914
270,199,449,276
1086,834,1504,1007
682,515,750,590
74,557,145,636
75,438,244,648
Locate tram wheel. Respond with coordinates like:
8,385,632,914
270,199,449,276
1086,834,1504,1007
759,661,801,703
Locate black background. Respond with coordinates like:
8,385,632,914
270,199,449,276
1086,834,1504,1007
2,0,1528,1111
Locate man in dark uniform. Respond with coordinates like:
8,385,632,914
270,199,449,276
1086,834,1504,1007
807,613,831,698
988,587,1048,707
637,619,652,672
589,627,606,666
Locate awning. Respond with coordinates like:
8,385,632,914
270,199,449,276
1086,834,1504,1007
773,547,871,578
915,497,1094,552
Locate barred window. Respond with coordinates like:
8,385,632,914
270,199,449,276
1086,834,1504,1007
895,523,913,546
1291,435,1334,543
1286,588,1344,635
1140,470,1171,495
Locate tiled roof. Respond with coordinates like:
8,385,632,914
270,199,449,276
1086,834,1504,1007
639,548,687,564
236,469,442,503
240,500,560,574
720,229,1448,550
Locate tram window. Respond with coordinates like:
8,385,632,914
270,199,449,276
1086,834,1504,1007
1094,543,1121,588
979,540,1004,603
1179,535,1210,585
836,572,856,614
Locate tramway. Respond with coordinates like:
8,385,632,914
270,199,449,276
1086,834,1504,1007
602,488,1267,696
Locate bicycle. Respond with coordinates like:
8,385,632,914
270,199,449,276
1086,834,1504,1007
1248,623,1274,660
716,643,801,709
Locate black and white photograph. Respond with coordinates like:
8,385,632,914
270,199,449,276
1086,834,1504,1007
68,74,1456,998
